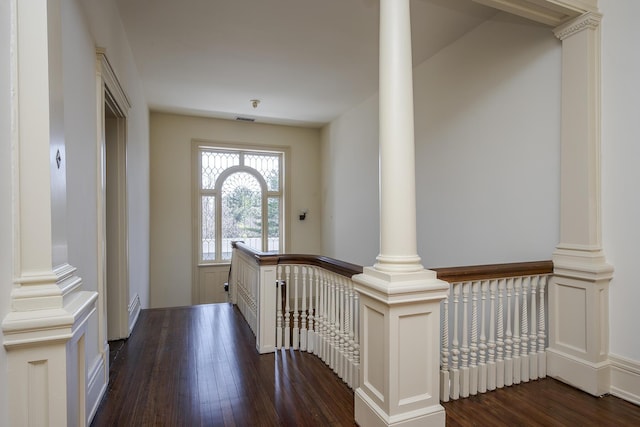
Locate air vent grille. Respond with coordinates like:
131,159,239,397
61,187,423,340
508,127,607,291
235,116,255,122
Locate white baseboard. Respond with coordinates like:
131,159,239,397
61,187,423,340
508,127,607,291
128,293,141,335
609,354,640,406
546,348,610,396
355,388,445,427
86,350,108,425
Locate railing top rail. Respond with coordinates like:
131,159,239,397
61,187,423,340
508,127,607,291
231,241,364,278
432,260,553,283
232,241,552,283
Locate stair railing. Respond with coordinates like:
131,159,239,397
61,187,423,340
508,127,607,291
434,261,553,401
229,242,552,398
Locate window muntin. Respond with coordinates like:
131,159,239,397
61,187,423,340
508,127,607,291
221,172,262,259
198,147,283,263
201,195,216,261
201,151,240,190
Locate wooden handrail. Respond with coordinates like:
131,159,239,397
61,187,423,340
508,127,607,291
231,241,363,277
432,260,553,283
231,241,552,283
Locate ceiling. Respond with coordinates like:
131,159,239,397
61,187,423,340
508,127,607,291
115,0,497,127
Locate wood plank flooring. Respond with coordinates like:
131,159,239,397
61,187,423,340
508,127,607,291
91,303,355,426
91,303,640,426
444,376,640,426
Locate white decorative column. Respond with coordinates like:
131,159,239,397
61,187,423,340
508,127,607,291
2,0,98,425
353,1,448,426
547,11,613,396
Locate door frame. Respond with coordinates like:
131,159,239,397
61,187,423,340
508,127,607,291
96,49,131,347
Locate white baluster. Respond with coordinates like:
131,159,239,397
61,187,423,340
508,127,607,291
538,275,547,377
450,283,461,400
353,288,360,389
504,278,514,386
276,265,283,349
307,267,316,353
461,282,470,398
470,281,479,395
284,265,291,349
521,277,530,383
343,276,350,380
336,274,343,376
334,273,342,375
440,292,450,402
347,279,355,388
487,279,497,391
316,270,326,360
529,276,539,379
496,278,505,389
513,277,521,385
300,266,308,351
324,270,331,364
340,276,348,380
478,280,488,393
293,266,300,349
329,273,337,370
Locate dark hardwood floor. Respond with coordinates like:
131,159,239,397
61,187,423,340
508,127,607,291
91,303,640,427
444,377,640,426
91,303,355,426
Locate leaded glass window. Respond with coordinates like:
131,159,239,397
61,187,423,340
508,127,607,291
197,146,283,263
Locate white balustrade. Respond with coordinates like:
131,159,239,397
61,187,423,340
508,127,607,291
229,247,259,335
440,273,550,401
229,243,550,402
229,243,277,353
275,264,360,390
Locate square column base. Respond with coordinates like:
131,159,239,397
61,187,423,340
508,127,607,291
355,388,445,427
353,267,448,427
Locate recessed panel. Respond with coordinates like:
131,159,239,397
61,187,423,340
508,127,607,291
363,306,385,402
398,312,431,406
556,284,587,352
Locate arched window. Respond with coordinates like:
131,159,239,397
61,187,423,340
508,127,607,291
198,146,283,262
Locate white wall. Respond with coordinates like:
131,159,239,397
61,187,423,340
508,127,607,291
150,112,322,308
62,0,149,418
0,0,12,423
321,95,380,266
322,14,561,269
601,0,640,363
77,0,150,311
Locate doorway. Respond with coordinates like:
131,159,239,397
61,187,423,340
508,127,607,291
104,95,129,341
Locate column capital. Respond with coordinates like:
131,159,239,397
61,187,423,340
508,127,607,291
353,267,448,305
554,11,602,40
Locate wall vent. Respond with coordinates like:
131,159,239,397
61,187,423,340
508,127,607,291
235,116,255,122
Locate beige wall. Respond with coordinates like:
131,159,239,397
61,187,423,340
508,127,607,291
150,112,322,308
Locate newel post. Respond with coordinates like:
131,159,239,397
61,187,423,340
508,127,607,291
352,1,448,426
257,262,278,354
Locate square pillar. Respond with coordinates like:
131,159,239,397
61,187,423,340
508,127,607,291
354,268,448,427
548,12,613,396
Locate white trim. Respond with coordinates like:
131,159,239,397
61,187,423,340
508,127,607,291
128,293,141,334
86,352,108,425
96,48,131,112
472,0,597,27
96,48,131,342
609,354,640,406
546,348,611,396
554,11,602,40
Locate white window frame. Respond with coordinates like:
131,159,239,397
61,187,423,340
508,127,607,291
192,140,289,265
